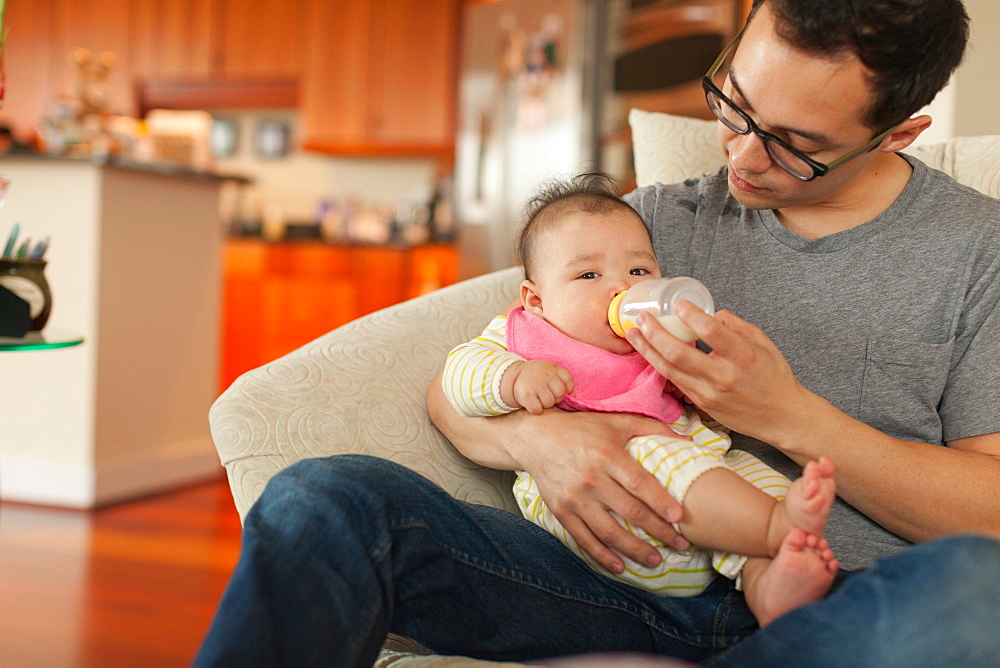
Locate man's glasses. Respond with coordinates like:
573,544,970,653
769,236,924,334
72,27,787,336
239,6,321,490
701,31,900,182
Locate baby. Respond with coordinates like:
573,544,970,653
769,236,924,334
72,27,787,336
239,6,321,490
442,173,839,626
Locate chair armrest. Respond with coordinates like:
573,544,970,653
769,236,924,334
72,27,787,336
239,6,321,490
210,266,524,521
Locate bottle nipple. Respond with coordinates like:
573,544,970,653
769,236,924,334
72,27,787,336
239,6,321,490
608,291,630,338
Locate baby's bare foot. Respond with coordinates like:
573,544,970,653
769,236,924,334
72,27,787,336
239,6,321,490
781,456,837,538
745,527,839,627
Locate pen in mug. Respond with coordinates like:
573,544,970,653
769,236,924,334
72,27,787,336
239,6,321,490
14,238,31,259
29,237,49,260
2,222,19,258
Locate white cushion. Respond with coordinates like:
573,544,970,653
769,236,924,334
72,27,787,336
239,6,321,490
629,108,1000,200
908,135,1000,199
629,108,724,188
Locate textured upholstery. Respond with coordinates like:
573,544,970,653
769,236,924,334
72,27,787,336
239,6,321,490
906,134,1000,199
210,109,1000,666
210,266,524,521
629,108,1000,198
629,109,722,188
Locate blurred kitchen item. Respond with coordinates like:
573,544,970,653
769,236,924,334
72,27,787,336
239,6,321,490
145,109,213,170
349,206,392,245
261,201,286,242
0,258,52,331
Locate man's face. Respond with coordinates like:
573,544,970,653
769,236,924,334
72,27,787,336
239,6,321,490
717,4,884,211
524,208,661,355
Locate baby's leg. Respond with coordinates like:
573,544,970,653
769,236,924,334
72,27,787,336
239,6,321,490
659,416,839,625
706,453,838,627
741,528,840,627
513,456,718,597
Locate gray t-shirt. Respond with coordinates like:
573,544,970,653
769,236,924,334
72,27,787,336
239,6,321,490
624,154,1000,570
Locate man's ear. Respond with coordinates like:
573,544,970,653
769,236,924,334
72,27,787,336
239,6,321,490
521,280,544,315
879,114,933,154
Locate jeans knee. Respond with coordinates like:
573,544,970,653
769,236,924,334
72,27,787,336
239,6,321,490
931,534,1000,597
884,534,1000,611
249,455,404,536
271,454,421,499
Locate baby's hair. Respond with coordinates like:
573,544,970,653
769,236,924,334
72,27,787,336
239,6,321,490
517,171,646,281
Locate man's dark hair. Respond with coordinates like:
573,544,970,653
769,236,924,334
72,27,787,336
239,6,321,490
517,172,646,281
748,0,969,131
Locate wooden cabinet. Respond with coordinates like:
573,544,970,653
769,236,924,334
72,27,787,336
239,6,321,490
49,0,137,115
301,0,460,157
4,0,313,133
221,240,458,391
217,0,310,80
3,0,459,162
3,0,59,139
129,0,219,80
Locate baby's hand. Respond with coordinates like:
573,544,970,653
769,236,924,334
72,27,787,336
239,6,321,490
503,360,575,415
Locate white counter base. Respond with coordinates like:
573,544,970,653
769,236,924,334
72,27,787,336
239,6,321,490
0,159,225,507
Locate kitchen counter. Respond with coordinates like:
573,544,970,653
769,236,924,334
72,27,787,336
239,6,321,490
0,159,229,508
0,151,252,185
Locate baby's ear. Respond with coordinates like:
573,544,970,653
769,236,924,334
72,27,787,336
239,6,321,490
520,280,544,315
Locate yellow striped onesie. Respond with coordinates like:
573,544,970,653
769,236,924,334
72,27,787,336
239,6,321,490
442,314,792,596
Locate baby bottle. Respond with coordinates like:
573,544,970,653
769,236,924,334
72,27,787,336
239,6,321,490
608,277,714,343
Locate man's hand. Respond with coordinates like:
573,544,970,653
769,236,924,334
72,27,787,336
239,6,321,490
428,364,692,573
502,360,575,415
626,301,813,446
513,409,692,573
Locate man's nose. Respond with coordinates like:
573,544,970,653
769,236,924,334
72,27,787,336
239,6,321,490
726,127,772,174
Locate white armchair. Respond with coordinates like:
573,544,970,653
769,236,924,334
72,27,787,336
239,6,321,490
209,110,1000,666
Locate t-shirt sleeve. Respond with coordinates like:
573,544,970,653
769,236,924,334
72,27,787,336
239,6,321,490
442,315,522,417
939,223,1000,442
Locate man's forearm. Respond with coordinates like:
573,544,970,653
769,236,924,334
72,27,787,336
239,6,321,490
774,391,1000,543
428,369,523,470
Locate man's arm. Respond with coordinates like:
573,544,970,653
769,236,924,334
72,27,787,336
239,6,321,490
626,303,1000,542
427,371,693,572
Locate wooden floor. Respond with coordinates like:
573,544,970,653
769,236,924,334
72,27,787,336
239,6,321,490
0,476,242,667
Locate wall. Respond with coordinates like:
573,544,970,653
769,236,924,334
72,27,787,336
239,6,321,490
209,109,438,227
953,0,1000,137
912,0,999,146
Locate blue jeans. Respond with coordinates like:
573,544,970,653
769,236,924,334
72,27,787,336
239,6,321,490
196,455,1000,667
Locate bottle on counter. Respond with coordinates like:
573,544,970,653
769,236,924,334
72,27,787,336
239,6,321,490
608,277,714,343
262,201,286,242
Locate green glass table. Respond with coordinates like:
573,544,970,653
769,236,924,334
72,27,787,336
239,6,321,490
0,329,84,351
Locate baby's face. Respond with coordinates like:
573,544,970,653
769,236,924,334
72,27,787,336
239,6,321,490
525,208,661,354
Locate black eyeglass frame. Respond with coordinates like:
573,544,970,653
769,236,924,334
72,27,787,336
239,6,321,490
701,31,901,182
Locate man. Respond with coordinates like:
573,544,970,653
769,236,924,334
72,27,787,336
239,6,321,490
197,1,1000,665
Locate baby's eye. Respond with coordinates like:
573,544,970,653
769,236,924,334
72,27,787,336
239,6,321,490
578,271,600,280
630,267,651,276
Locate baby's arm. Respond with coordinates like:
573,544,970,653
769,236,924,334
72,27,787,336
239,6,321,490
502,360,574,415
442,314,574,417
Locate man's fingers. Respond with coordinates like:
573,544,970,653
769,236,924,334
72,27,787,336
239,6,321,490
558,514,628,574
609,453,687,540
626,313,714,398
679,303,762,358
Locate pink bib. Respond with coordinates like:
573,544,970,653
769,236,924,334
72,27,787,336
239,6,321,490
506,306,683,423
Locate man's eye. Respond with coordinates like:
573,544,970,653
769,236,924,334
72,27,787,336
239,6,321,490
630,268,650,276
579,271,599,279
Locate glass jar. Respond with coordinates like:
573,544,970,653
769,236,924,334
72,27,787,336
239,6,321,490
0,259,52,330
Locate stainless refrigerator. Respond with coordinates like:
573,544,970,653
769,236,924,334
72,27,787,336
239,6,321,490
453,0,744,278
454,0,614,278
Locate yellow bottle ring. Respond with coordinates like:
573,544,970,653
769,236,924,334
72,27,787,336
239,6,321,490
608,291,629,338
